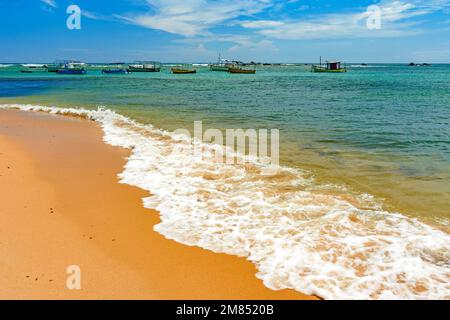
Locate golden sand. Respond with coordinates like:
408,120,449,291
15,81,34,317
0,109,315,300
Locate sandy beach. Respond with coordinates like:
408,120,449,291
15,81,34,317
0,109,315,300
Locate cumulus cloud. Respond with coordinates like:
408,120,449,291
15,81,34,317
241,0,450,40
116,0,275,36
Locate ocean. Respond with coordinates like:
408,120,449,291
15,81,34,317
0,63,449,299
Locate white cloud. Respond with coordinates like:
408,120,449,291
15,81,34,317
41,0,57,8
116,0,275,36
240,20,284,29
242,0,450,40
82,10,104,20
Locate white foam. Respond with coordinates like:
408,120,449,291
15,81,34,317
1,103,449,300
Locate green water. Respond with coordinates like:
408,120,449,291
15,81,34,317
0,64,449,223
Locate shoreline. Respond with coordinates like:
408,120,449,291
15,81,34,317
0,109,315,299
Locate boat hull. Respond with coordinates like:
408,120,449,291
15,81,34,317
312,66,347,73
228,68,256,74
128,67,160,72
57,69,87,75
210,65,229,72
102,69,130,74
171,68,197,74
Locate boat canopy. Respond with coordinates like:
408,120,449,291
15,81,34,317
325,60,343,70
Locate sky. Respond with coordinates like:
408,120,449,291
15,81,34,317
0,0,449,63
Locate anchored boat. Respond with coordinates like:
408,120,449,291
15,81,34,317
228,65,256,74
210,54,232,71
171,68,197,74
171,64,197,74
102,69,130,74
57,69,87,75
312,57,347,73
57,62,87,75
102,63,130,74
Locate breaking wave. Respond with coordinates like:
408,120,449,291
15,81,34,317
1,103,449,300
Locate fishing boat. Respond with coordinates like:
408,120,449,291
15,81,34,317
46,60,82,73
102,69,130,74
171,68,197,74
210,54,232,71
228,66,256,74
57,62,87,75
312,57,347,73
102,63,130,74
128,62,161,72
57,69,87,75
171,64,197,74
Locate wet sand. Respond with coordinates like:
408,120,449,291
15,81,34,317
0,109,315,300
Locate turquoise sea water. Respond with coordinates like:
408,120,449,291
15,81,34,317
1,63,449,299
1,64,448,221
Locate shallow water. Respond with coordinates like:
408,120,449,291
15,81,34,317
1,64,448,222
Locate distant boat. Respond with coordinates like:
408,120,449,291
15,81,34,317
409,62,432,67
210,54,232,71
171,67,197,74
57,62,87,75
57,69,87,75
46,60,83,72
312,57,347,73
128,62,161,72
228,66,256,74
210,65,230,72
102,69,130,74
102,63,130,74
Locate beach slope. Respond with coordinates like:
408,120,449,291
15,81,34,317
0,109,314,300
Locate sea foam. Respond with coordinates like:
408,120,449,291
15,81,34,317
1,103,449,300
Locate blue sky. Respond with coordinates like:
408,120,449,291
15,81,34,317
1,0,449,62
